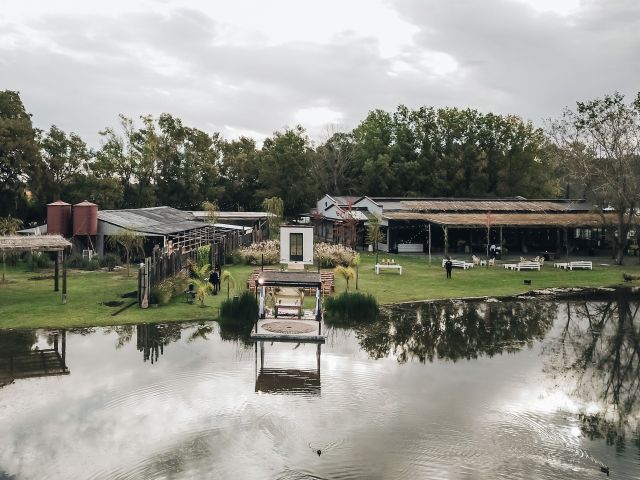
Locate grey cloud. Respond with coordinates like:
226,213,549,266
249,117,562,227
1,1,638,147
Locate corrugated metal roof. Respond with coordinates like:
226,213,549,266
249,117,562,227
382,212,617,227
400,199,590,213
190,211,273,221
98,207,206,235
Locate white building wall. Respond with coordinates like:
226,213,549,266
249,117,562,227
280,225,314,265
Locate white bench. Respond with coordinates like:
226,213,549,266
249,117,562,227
554,262,568,269
567,261,592,270
516,261,541,271
375,264,402,275
274,297,302,318
503,263,518,270
442,259,474,269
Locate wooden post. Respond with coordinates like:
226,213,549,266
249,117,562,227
61,251,67,304
428,223,432,266
54,251,60,292
138,265,143,305
260,341,264,371
61,330,66,367
443,226,449,257
564,228,569,258
500,227,503,253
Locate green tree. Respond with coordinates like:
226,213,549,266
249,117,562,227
257,126,317,215
96,115,156,208
37,125,90,202
0,215,23,283
548,91,640,265
217,136,261,210
0,91,39,217
107,228,144,277
262,196,284,237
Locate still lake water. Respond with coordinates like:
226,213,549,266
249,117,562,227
1,296,639,479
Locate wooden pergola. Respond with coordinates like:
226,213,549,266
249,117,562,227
0,235,72,303
255,271,323,321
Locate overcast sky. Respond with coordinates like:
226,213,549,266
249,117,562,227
1,0,639,147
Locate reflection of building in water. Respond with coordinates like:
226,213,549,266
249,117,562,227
254,341,321,395
136,324,182,364
0,330,69,386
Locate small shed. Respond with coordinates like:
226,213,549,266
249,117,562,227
280,225,314,265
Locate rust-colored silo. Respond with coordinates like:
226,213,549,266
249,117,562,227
72,200,98,236
47,201,72,236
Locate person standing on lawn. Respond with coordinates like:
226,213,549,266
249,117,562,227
445,257,453,279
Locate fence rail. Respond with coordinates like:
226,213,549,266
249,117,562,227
137,231,254,307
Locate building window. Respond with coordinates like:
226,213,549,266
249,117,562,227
290,233,303,261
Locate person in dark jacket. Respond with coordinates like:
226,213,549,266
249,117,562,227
445,257,453,279
210,269,220,294
214,264,222,293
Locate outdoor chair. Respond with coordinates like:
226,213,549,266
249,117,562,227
184,283,196,304
472,255,480,265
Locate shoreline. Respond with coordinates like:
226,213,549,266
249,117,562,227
383,284,640,307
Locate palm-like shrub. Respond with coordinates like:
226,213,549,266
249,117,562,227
191,263,212,306
335,265,356,292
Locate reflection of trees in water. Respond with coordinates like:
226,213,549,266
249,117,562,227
0,330,37,356
103,325,135,349
549,293,640,451
356,301,556,363
187,322,214,343
136,324,182,364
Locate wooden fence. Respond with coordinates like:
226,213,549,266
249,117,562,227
137,230,254,306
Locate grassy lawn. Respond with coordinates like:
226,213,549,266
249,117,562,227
0,263,254,330
336,253,640,304
1,253,639,330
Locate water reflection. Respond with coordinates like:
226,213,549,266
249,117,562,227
136,324,182,364
254,341,322,395
350,300,556,363
548,292,640,451
0,329,68,387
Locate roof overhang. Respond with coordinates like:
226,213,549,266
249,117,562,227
256,271,322,287
382,212,622,227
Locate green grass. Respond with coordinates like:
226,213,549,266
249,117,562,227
0,263,254,330
340,253,640,304
2,253,640,329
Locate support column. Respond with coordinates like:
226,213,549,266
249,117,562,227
564,228,569,258
260,341,264,371
444,226,449,256
315,287,321,320
54,251,60,292
96,234,104,256
61,251,67,304
428,224,432,266
259,285,265,318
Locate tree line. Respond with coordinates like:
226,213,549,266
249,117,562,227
2,90,639,240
